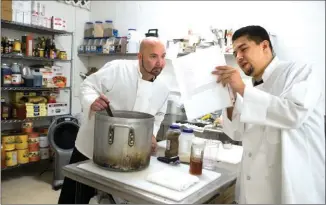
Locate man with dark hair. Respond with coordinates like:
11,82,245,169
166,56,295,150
212,25,325,203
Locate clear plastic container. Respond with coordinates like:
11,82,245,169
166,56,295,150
203,140,221,170
189,138,205,176
78,38,89,53
103,20,114,38
94,21,104,38
32,69,43,87
179,128,195,156
164,124,181,158
84,22,94,38
126,28,140,53
84,38,92,53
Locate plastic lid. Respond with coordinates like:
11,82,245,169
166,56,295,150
182,128,193,133
169,125,180,129
105,20,113,23
95,21,103,23
86,22,93,24
128,28,136,31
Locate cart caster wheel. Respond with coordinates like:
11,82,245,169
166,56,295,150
52,184,62,191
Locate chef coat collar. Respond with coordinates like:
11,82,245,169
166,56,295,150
262,56,279,82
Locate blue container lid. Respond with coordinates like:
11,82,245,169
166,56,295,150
169,125,180,129
86,22,93,24
182,128,193,133
105,20,113,23
95,21,103,23
128,28,136,31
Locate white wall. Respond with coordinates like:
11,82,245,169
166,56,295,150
90,1,325,94
2,1,91,115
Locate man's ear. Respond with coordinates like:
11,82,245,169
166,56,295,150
137,53,142,61
262,40,269,51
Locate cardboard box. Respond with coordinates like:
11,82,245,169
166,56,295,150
1,9,12,21
47,103,69,116
1,0,12,10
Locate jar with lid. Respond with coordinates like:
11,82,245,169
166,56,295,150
11,63,22,87
1,63,12,87
13,39,21,53
84,22,94,38
189,138,206,176
103,20,114,38
94,21,104,38
179,128,195,156
165,124,181,158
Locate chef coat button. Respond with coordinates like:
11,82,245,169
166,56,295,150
247,176,251,180
248,152,252,157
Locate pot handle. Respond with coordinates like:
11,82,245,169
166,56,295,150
109,124,135,147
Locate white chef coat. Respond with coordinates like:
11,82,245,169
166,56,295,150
222,56,325,204
75,59,170,159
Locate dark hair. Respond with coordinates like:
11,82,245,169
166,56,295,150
232,25,274,54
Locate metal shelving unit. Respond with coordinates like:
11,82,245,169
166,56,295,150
1,19,73,36
78,52,138,57
1,19,74,124
1,116,56,124
1,86,70,91
1,54,72,62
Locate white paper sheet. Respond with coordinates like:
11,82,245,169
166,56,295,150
171,46,233,120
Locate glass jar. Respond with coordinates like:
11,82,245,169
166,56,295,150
164,124,181,158
189,138,205,176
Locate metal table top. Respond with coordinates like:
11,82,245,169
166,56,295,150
62,158,239,204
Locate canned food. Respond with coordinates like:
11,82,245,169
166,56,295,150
2,135,16,151
17,149,29,164
40,148,49,159
22,122,33,133
29,151,40,162
15,134,28,150
6,150,18,166
39,135,49,148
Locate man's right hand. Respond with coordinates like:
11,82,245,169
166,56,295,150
90,94,110,111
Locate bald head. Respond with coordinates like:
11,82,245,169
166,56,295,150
138,37,166,80
139,37,165,53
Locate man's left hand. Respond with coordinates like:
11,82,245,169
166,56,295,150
212,66,246,96
151,135,157,154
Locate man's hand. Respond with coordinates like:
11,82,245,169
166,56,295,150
212,66,246,96
151,135,157,154
90,94,110,111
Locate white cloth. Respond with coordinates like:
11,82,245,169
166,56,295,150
75,60,170,159
146,168,199,191
222,56,325,204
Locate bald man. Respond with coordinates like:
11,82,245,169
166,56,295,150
58,37,170,204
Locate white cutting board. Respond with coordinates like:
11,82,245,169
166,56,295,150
77,156,221,202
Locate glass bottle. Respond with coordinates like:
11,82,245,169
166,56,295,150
164,124,181,158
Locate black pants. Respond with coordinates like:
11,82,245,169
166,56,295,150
58,147,95,204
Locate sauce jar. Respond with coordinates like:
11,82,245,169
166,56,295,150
189,138,205,176
59,51,67,60
165,124,181,158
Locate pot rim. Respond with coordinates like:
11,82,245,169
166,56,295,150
95,110,155,123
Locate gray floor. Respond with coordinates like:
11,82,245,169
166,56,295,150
1,162,60,204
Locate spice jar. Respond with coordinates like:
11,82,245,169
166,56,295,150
189,138,205,176
59,51,67,60
164,124,181,158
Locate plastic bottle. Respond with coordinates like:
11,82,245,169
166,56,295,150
165,124,181,158
11,62,22,87
1,63,12,87
126,29,140,53
32,69,43,87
